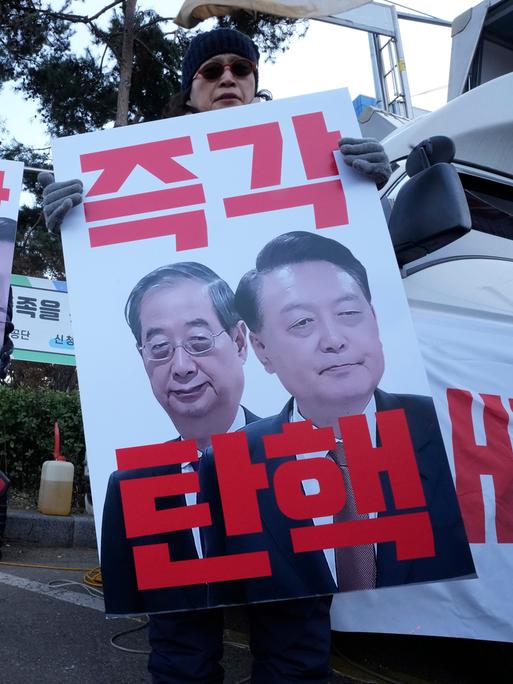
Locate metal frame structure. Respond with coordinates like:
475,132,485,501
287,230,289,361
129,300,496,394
317,1,451,119
317,2,413,118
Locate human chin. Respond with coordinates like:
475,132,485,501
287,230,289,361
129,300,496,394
318,369,376,405
212,96,242,109
165,382,217,416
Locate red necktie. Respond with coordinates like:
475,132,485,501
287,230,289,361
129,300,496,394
329,443,376,592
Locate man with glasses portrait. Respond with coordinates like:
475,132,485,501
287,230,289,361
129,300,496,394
100,261,259,683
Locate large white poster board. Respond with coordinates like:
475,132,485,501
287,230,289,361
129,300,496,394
0,159,24,345
53,90,473,617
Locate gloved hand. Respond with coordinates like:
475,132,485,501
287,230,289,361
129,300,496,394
338,137,392,189
38,172,83,233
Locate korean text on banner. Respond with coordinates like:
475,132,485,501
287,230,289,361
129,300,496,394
10,275,74,366
331,263,513,642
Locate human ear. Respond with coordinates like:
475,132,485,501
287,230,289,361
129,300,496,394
249,331,275,374
232,321,248,362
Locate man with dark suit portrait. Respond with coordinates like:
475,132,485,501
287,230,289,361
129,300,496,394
0,218,16,382
200,230,475,680
101,261,258,683
0,218,16,349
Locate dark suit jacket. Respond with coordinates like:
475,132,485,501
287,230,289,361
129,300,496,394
101,407,260,616
200,391,475,606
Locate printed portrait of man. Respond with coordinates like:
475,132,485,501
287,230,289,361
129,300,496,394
0,217,16,341
200,230,475,605
100,262,260,619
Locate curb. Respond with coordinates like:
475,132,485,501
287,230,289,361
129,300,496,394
5,509,97,549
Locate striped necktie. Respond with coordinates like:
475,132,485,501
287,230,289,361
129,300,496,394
190,455,203,556
329,443,376,592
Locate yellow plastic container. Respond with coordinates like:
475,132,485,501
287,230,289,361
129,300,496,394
37,460,74,516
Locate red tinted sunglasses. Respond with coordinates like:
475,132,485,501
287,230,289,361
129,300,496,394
193,58,257,82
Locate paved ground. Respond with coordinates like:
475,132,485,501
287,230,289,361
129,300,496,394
0,543,360,684
2,511,513,683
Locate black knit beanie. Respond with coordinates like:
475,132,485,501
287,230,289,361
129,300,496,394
181,28,260,93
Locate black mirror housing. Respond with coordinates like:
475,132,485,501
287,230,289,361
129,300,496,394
389,163,472,267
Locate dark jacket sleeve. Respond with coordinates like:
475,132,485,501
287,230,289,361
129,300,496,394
0,287,14,380
101,472,141,615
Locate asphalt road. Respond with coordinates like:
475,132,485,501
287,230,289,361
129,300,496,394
0,543,151,684
0,543,358,684
2,543,512,683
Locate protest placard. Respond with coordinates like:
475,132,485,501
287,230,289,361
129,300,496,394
0,159,24,347
52,89,474,616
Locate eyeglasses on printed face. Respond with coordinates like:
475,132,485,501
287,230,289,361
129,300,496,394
193,58,257,82
139,329,227,363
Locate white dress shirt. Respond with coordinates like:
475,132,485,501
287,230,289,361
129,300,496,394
181,405,246,559
291,397,377,584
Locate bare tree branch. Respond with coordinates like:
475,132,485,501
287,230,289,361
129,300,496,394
99,43,110,72
138,15,178,31
133,35,172,72
35,0,124,25
85,21,119,58
88,0,124,22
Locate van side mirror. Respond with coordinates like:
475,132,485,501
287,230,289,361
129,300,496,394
388,137,471,267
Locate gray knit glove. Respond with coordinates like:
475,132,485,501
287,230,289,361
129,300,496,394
38,172,83,233
339,137,392,189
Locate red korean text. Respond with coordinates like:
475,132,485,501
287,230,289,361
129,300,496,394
115,409,433,591
448,388,513,543
80,112,348,253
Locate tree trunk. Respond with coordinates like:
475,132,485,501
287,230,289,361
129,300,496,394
115,0,138,127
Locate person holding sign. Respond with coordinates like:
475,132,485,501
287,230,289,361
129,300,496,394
41,26,393,684
101,261,259,682
38,28,392,232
